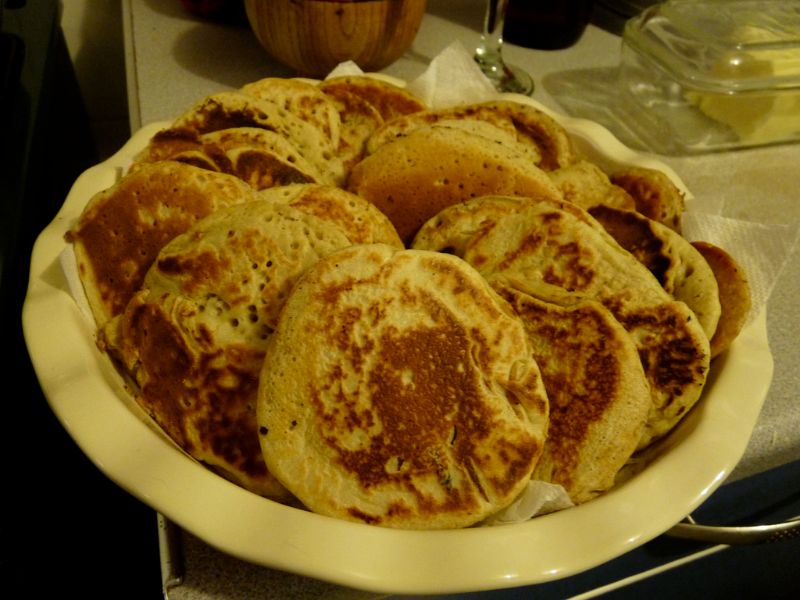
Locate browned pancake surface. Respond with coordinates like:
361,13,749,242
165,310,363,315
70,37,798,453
588,205,721,341
158,91,346,184
691,241,752,358
319,86,386,171
549,160,636,212
240,77,342,149
347,126,563,243
101,200,359,501
319,75,427,122
132,127,329,189
413,195,710,450
66,161,258,327
257,183,403,247
610,166,686,232
257,245,549,529
493,281,650,504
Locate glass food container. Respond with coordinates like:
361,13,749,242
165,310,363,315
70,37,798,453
620,0,800,154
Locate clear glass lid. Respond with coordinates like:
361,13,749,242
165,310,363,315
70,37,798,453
623,0,800,93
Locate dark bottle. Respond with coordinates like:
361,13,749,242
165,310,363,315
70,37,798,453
503,1,595,50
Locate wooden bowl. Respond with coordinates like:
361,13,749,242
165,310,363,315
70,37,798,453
244,0,427,77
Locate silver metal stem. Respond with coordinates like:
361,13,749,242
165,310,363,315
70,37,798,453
474,0,533,95
476,0,508,62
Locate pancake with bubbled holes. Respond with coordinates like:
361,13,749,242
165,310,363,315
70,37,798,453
65,161,259,328
491,278,650,504
240,77,342,150
99,198,395,501
587,205,721,341
422,118,545,165
130,126,331,189
256,244,550,529
412,195,710,450
154,91,346,185
256,183,403,247
347,125,563,243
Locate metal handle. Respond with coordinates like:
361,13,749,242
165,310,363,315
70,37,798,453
666,514,800,545
158,513,185,597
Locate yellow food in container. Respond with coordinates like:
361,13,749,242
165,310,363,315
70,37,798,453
620,1,800,153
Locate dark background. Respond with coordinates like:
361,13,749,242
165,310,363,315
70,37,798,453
1,1,162,597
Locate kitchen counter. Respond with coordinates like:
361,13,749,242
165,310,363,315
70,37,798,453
115,1,799,597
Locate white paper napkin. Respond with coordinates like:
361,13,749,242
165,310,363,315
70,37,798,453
405,40,500,108
682,212,799,327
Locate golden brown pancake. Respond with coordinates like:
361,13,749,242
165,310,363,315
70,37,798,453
610,166,686,232
364,102,527,156
347,125,563,243
412,195,710,450
101,199,362,501
411,194,615,257
548,160,637,212
318,75,427,122
160,91,346,185
257,244,549,529
257,183,403,247
483,100,577,171
413,118,544,166
588,205,721,341
240,77,342,149
492,279,650,504
131,126,327,189
313,85,385,172
691,241,752,358
65,161,258,327
365,100,576,171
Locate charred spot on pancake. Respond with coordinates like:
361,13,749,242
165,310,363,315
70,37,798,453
589,205,672,286
611,167,685,232
619,306,707,403
234,150,317,187
200,381,267,479
173,151,228,174
130,292,272,482
142,127,204,162
347,507,382,525
126,302,195,450
191,98,278,134
156,249,233,292
319,76,425,122
542,241,597,292
494,219,597,293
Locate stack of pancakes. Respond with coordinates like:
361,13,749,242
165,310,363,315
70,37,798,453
66,74,751,529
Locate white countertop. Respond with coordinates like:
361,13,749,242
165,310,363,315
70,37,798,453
121,1,799,597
